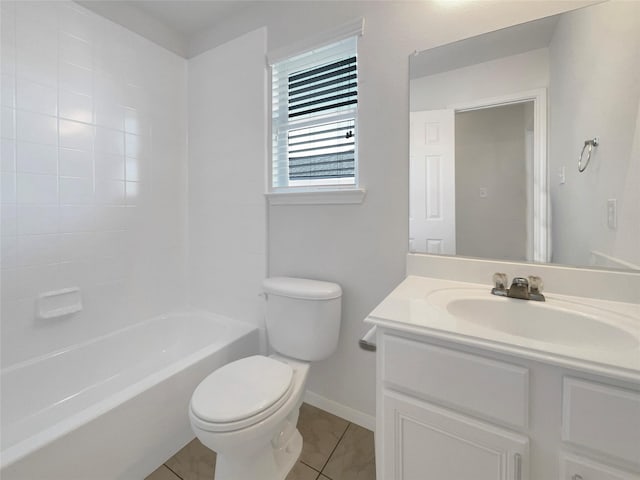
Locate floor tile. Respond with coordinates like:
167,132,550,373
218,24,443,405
164,438,216,480
146,465,181,480
297,403,350,471
286,461,321,480
322,424,376,480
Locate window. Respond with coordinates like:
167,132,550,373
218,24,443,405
271,36,359,191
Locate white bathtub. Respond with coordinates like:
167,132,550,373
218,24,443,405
0,311,259,480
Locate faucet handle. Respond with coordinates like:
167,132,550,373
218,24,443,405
511,277,529,288
528,275,544,293
492,272,508,290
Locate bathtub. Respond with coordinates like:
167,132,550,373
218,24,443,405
0,310,259,480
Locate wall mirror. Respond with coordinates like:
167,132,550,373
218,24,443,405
409,1,639,271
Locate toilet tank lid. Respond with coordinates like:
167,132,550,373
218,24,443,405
263,277,342,300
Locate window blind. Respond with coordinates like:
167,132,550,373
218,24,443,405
272,36,358,188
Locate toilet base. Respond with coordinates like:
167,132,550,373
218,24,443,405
213,428,302,480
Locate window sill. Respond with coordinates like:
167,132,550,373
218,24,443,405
266,187,366,205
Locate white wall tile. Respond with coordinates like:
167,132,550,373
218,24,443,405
121,83,146,110
1,74,16,108
16,173,57,204
94,100,124,131
0,299,35,366
1,235,18,268
17,233,59,266
1,0,187,367
15,48,58,88
1,139,16,172
125,157,140,181
124,133,142,158
16,110,57,145
59,119,94,150
59,90,93,123
95,179,125,205
0,5,16,49
59,148,93,178
15,263,59,300
58,205,95,233
94,255,128,285
59,62,93,97
57,259,94,290
16,141,58,175
16,77,57,116
1,267,18,300
59,32,92,70
1,204,17,236
95,126,124,155
124,108,150,136
17,205,58,235
58,232,94,262
59,176,93,205
0,46,16,77
15,18,57,60
95,152,125,180
1,106,16,139
0,172,16,203
94,230,128,259
93,205,130,231
125,181,138,205
15,2,58,33
58,4,95,44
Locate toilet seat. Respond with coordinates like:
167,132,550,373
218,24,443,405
190,355,294,433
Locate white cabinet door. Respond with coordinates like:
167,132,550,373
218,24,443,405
409,109,456,254
383,391,528,480
560,453,640,480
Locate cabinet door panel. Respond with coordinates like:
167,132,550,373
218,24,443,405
383,391,528,480
563,378,640,467
560,453,640,480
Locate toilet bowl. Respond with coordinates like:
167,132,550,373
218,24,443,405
189,355,310,480
189,277,342,480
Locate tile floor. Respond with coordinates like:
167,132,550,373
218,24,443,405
146,403,375,480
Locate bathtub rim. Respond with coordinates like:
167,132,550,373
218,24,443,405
0,309,258,469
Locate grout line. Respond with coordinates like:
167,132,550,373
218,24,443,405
301,460,322,474
318,421,352,479
163,463,185,480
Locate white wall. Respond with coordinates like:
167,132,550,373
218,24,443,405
187,29,268,332
410,48,549,111
548,0,640,268
0,1,188,367
215,1,586,422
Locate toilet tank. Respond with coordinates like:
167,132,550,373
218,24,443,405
263,277,342,362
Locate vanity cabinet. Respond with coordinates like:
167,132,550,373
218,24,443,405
375,329,640,480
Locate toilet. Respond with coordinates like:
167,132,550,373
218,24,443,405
189,277,342,480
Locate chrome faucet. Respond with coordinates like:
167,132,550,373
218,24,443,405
491,273,545,302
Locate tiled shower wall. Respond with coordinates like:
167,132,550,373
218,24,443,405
0,1,188,367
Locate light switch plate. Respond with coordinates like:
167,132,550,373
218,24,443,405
607,198,617,229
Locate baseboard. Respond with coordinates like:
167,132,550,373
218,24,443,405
303,390,376,432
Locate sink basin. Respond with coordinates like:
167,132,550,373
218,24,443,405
426,289,639,350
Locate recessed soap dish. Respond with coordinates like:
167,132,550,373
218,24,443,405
37,287,83,320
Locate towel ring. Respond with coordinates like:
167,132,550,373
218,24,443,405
578,137,599,173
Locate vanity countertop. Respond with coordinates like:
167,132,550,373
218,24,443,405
366,275,640,382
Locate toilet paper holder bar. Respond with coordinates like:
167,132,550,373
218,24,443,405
358,326,377,352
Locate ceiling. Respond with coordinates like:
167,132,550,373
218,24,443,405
409,13,560,79
129,1,257,35
77,0,264,57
